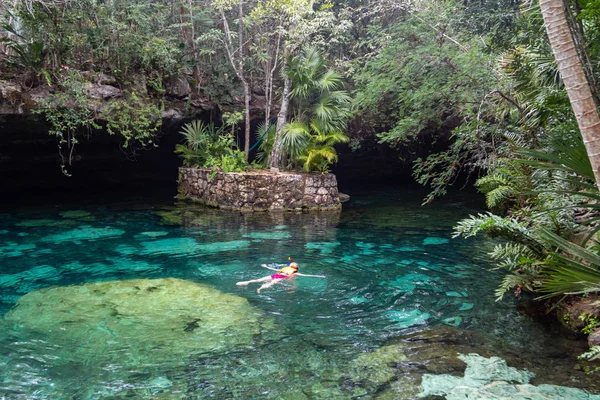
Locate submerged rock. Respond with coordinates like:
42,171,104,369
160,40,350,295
59,210,92,219
41,226,125,243
386,309,431,327
3,278,273,365
139,238,250,256
423,237,450,245
15,219,78,228
419,353,600,400
243,230,292,240
305,241,341,255
0,242,36,258
382,273,436,294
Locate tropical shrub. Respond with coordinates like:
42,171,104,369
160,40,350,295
33,69,100,176
175,120,247,172
453,124,600,301
0,21,50,85
253,121,276,168
281,47,351,172
103,92,163,149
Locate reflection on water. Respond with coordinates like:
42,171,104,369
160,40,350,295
0,186,598,398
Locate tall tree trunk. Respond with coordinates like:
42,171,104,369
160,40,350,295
269,53,290,170
540,0,600,189
239,0,250,160
179,2,201,91
243,77,251,160
265,32,281,127
220,2,251,161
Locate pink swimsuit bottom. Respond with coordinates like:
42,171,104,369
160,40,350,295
271,274,289,279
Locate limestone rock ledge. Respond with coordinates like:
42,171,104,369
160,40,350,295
177,168,342,212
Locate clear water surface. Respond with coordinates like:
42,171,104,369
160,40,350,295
0,186,597,399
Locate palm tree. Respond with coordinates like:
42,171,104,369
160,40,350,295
539,0,600,190
275,47,351,172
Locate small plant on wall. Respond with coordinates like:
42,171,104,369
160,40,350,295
175,120,247,172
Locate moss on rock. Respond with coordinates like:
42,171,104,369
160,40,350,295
3,278,273,365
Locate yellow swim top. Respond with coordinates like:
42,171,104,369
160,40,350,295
279,264,298,276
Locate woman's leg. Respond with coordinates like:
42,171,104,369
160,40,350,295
236,276,272,286
257,279,284,293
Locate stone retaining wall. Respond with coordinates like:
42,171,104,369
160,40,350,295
178,168,341,211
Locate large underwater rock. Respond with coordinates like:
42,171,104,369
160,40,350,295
3,278,272,365
419,353,600,400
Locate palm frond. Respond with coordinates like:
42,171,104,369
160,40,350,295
317,70,343,92
537,229,600,299
519,130,594,181
282,121,310,162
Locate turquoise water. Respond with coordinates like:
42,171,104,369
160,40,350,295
0,186,598,399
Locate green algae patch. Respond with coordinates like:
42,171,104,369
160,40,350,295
59,210,92,219
3,278,273,365
419,353,600,399
350,344,409,384
154,209,186,225
422,237,450,245
41,226,125,243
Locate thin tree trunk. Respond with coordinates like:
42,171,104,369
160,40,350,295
265,32,281,127
243,77,251,159
1,0,19,56
180,3,201,91
220,4,251,161
540,0,600,189
239,0,250,160
269,52,290,170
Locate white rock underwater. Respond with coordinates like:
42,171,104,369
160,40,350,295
419,353,600,400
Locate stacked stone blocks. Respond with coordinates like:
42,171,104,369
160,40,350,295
178,168,341,211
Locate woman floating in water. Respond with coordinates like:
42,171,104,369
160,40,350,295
236,262,326,293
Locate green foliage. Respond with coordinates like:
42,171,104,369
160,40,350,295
175,120,247,172
537,229,600,299
580,346,600,362
579,313,600,335
281,121,310,167
476,167,521,210
453,212,600,301
33,69,100,175
254,121,277,167
220,149,247,173
1,16,51,85
103,92,163,149
351,5,495,147
298,128,349,173
281,47,351,172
